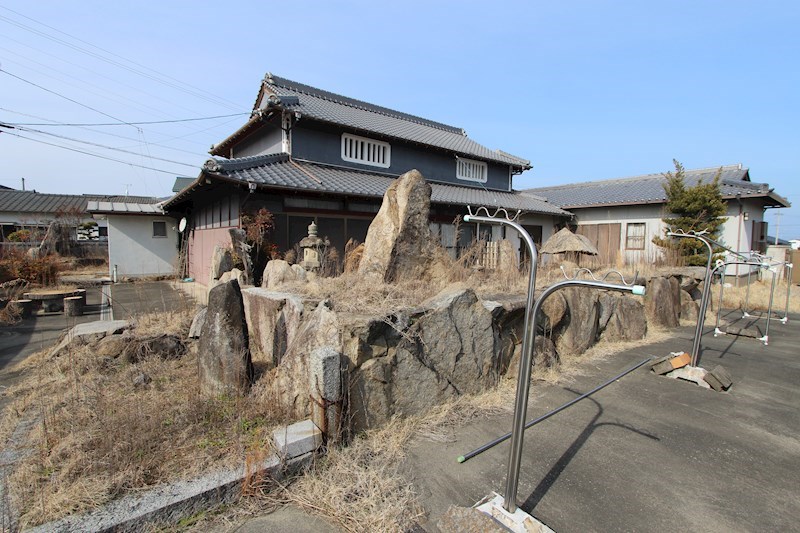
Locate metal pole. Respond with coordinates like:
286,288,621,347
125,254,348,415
464,213,538,513
761,267,778,345
743,256,753,318
781,264,792,324
667,232,714,367
457,356,654,464
500,278,645,513
714,263,726,337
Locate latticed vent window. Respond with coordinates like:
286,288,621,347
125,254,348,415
456,158,488,183
341,133,391,168
625,222,646,250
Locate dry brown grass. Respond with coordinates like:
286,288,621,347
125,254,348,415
0,308,289,528
718,279,799,314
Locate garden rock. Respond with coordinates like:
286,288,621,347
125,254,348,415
645,276,681,328
680,290,699,321
241,288,305,367
123,334,186,363
540,291,567,333
262,260,299,288
198,279,253,396
209,245,234,282
506,336,558,380
357,169,435,283
553,287,600,356
602,296,647,342
49,320,131,357
271,301,339,418
216,268,247,288
188,307,207,339
95,333,132,357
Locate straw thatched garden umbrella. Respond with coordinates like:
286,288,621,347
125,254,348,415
540,227,599,265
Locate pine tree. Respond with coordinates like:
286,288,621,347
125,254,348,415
653,160,728,266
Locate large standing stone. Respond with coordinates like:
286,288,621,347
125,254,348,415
601,296,647,342
241,288,305,367
270,301,340,418
209,245,234,282
198,279,253,396
645,276,680,328
553,287,600,356
540,291,567,333
357,170,434,282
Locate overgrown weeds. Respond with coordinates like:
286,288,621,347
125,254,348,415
0,309,287,528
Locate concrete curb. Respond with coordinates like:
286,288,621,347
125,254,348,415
28,420,322,533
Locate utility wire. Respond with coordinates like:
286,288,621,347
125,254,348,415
0,68,139,129
0,8,241,111
0,107,229,153
7,124,198,168
7,113,248,127
1,130,185,175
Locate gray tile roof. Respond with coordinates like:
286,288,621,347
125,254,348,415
172,177,194,193
527,165,790,209
86,201,166,215
0,190,161,215
168,153,568,217
216,73,530,168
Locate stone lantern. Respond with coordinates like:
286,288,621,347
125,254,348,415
299,221,327,271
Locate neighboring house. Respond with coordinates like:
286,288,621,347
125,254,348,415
164,72,570,287
172,177,194,194
86,201,179,279
0,188,158,242
527,164,791,275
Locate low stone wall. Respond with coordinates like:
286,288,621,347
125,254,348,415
195,269,702,437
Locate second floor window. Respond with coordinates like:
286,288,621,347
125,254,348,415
456,157,488,183
341,133,391,168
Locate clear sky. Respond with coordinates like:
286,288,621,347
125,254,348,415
1,1,798,240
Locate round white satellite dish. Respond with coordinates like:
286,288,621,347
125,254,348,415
178,217,187,233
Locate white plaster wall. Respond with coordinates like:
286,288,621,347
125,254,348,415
568,204,667,264
567,200,769,274
107,214,178,277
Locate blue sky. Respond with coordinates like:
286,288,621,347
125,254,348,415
1,1,798,239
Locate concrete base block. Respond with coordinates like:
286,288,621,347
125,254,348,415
474,493,555,533
273,419,323,460
664,365,711,389
704,365,733,392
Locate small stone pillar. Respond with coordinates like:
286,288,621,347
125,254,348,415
75,288,87,306
11,299,34,319
309,346,343,444
64,296,84,317
299,221,325,271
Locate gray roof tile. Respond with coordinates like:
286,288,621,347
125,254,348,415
253,74,530,168
0,190,161,215
527,165,790,209
175,153,568,216
86,201,166,214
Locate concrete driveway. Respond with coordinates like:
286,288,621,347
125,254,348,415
406,314,800,532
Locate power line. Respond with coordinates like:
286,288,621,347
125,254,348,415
1,130,186,175
0,68,139,129
7,124,198,168
0,107,226,153
0,7,241,111
6,112,249,127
